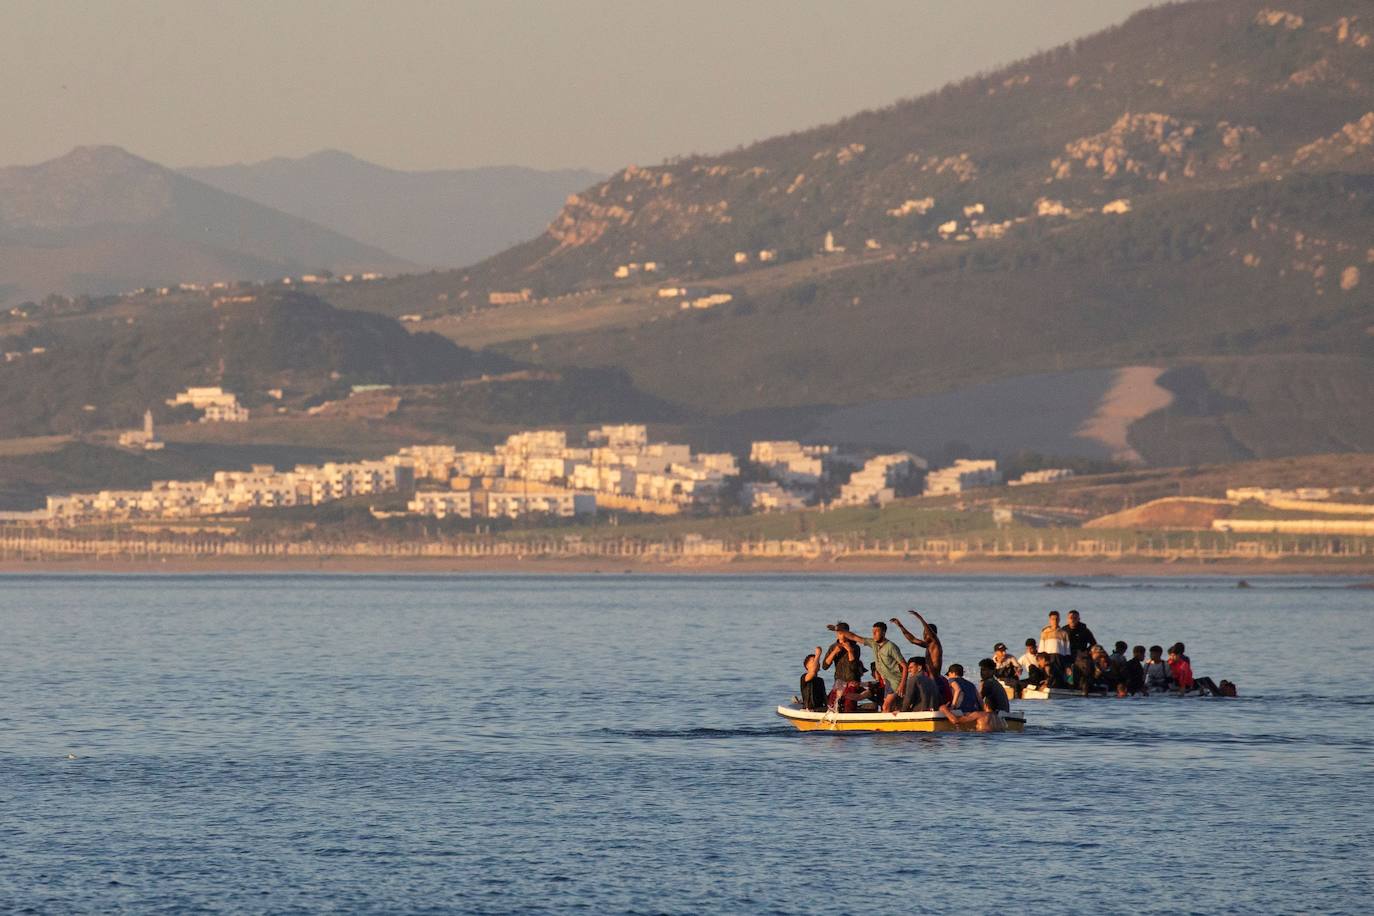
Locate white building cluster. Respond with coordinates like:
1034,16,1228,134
402,425,740,519
750,441,848,487
46,458,414,525
836,453,927,507
167,387,249,423
924,459,1001,496
742,482,809,513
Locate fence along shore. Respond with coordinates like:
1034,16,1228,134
1,529,1371,564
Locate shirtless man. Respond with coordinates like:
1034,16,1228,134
943,693,1008,732
890,609,942,676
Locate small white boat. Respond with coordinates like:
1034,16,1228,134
777,704,1026,732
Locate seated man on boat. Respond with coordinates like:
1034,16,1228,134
821,622,865,711
991,642,1020,682
945,664,981,716
897,657,945,713
800,648,827,711
1120,645,1148,696
829,622,906,712
1143,645,1170,692
976,658,1012,714
1167,643,1196,693
890,610,941,676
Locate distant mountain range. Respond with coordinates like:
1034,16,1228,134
181,150,603,268
0,146,413,305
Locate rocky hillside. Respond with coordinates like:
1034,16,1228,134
0,146,412,305
321,0,1374,464
182,150,602,268
343,0,1374,303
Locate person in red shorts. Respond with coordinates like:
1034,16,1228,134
1167,643,1195,693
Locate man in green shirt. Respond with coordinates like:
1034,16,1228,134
830,621,906,712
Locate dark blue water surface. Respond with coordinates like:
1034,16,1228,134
1,574,1370,913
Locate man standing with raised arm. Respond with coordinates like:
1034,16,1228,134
889,609,942,677
830,622,905,712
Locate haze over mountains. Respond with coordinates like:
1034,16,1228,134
329,0,1374,463
0,146,600,306
3,0,1374,469
0,146,412,305
182,151,603,268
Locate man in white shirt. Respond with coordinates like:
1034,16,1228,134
991,642,1021,679
1015,637,1039,675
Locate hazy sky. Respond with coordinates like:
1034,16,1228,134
4,0,1159,172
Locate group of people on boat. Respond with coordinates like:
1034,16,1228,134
799,611,1013,731
990,609,1233,697
797,607,1234,728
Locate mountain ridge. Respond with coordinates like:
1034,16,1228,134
181,152,603,268
0,145,413,304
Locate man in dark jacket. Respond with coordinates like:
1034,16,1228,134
1065,609,1097,658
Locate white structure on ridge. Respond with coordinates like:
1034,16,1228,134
167,386,249,423
1010,468,1075,486
118,410,165,451
924,459,1001,496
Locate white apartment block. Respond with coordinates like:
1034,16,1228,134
750,441,840,486
167,387,240,410
924,459,1001,496
836,452,925,507
586,424,649,448
743,482,808,513
407,491,473,519
45,457,415,525
201,402,250,423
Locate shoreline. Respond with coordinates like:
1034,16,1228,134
2,555,1372,578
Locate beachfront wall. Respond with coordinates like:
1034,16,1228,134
2,529,1370,565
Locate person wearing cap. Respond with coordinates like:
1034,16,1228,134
821,621,864,711
991,642,1020,681
831,621,905,712
945,664,981,715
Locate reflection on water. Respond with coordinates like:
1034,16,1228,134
1,574,1369,912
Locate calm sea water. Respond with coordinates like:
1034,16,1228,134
1,573,1370,914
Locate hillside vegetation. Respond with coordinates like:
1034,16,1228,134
323,0,1374,463
0,291,512,437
